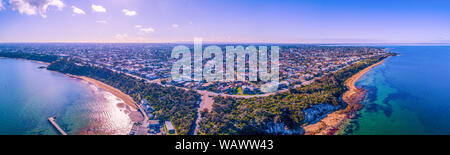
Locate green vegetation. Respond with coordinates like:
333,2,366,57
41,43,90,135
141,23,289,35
197,54,395,135
47,59,200,135
237,87,243,95
0,51,396,135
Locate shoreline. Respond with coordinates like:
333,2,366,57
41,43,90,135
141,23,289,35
1,57,140,115
68,75,144,124
303,58,389,135
0,57,51,65
70,75,138,110
0,57,143,134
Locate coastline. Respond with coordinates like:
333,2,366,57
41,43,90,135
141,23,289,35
70,75,138,110
0,57,50,65
0,57,142,134
1,55,391,135
68,75,144,124
303,58,389,135
1,57,142,121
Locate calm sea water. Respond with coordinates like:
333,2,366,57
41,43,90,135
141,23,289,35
0,58,133,135
343,46,450,135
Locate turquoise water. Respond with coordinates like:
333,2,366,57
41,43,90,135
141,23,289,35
344,46,450,135
0,58,133,135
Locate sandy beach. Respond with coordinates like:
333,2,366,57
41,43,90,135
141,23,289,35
304,58,388,135
72,75,137,109
5,57,138,111
68,75,143,123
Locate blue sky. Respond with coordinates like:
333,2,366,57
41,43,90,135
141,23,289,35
0,0,449,43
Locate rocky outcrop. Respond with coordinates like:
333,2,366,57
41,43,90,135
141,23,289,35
263,103,343,135
302,103,344,125
265,122,305,135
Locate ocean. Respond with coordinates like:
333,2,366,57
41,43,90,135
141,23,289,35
0,58,133,135
343,46,450,135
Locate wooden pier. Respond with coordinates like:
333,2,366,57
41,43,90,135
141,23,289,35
48,116,68,135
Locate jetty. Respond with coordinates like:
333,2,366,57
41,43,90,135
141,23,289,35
48,116,68,135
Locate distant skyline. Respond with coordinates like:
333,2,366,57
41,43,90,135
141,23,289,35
0,0,449,43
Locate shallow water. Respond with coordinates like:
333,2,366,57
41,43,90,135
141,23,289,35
0,58,133,135
344,46,450,135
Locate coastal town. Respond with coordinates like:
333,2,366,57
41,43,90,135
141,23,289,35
0,44,387,95
1,0,449,153
129,99,176,135
0,44,391,135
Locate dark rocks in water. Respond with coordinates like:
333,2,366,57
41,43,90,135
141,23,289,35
38,66,47,69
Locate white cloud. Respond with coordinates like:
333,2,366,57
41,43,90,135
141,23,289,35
91,4,106,13
139,27,155,33
171,24,179,28
134,25,155,34
71,5,85,15
96,20,107,24
115,33,128,40
0,1,4,10
122,9,137,16
9,0,65,18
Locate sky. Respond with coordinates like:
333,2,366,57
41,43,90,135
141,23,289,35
0,0,449,43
